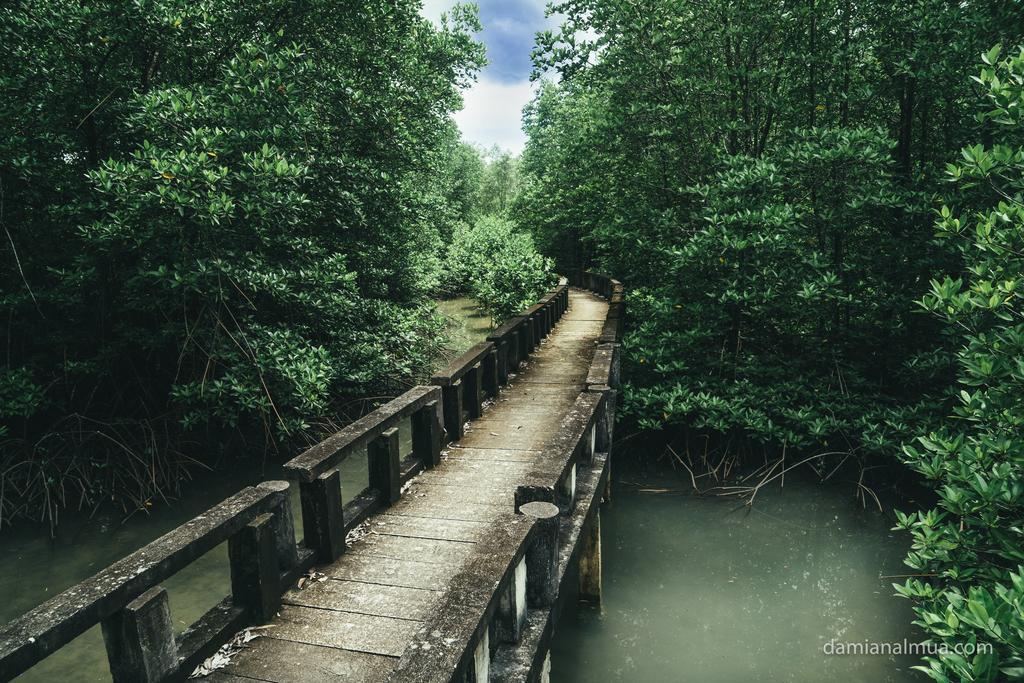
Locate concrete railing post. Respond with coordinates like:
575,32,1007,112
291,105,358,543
518,500,560,608
259,481,298,572
591,386,616,453
369,427,401,506
300,469,345,562
412,399,443,469
496,340,510,385
442,380,464,442
463,364,483,419
229,512,281,622
483,348,499,398
101,587,178,683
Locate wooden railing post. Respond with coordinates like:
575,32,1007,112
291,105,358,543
464,363,483,419
412,400,443,468
369,427,401,506
442,380,464,442
512,324,525,368
259,481,298,572
483,348,499,398
525,317,536,355
300,470,345,563
496,340,510,385
518,500,560,608
229,512,281,622
101,587,178,683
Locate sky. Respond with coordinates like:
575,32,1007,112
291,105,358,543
421,0,558,153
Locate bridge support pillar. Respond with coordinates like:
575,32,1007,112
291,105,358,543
496,556,527,643
540,651,552,683
472,627,490,682
579,510,602,603
101,587,178,683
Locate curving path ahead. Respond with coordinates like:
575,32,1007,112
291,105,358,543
206,289,609,682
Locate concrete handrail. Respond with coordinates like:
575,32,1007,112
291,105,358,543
0,482,304,682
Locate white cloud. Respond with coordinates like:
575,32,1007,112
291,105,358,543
454,77,535,154
419,0,450,22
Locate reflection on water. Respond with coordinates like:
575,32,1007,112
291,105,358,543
0,466,267,682
551,463,923,682
436,297,492,366
1,299,489,682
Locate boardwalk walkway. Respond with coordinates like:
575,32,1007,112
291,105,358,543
207,289,608,682
0,274,625,683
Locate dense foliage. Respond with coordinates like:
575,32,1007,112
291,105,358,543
517,1,1024,677
519,0,1024,466
895,47,1024,682
0,0,486,525
442,215,554,322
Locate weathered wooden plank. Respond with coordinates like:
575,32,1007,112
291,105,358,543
270,605,420,657
346,533,475,566
382,496,506,523
222,637,396,682
443,446,541,463
368,514,489,543
458,425,554,451
416,460,533,486
284,579,438,621
322,555,457,591
385,515,537,682
402,481,519,508
429,459,534,480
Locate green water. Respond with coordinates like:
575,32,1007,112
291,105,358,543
1,297,921,682
1,299,487,682
550,463,923,682
435,296,493,364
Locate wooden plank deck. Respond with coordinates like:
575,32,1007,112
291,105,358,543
211,289,609,682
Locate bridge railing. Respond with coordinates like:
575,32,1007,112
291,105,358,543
384,272,621,681
0,274,579,682
283,278,571,565
384,507,556,682
0,481,305,683
383,394,609,683
283,385,445,564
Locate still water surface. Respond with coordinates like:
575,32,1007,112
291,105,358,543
2,300,920,682
551,463,923,682
1,298,488,682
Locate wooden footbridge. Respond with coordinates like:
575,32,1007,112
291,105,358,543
0,272,625,683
